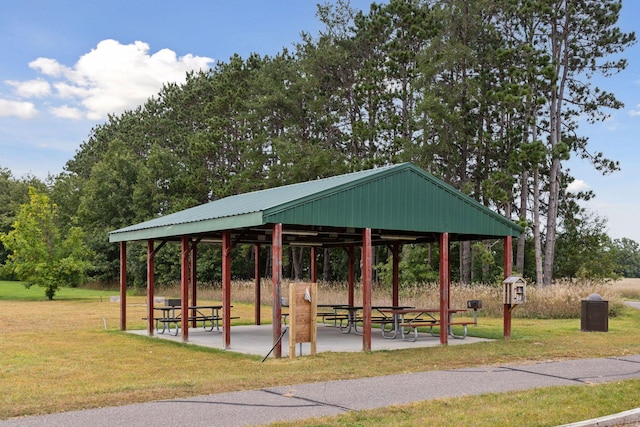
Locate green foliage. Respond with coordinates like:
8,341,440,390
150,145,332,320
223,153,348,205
611,238,640,278
0,168,47,271
0,188,92,299
554,207,620,281
10,0,629,287
376,244,440,286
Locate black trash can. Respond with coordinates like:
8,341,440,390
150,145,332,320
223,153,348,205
581,293,608,332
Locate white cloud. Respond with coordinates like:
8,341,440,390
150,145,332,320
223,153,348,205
566,179,590,193
14,39,213,121
29,57,69,77
6,79,51,97
50,105,83,120
630,105,640,116
0,99,38,119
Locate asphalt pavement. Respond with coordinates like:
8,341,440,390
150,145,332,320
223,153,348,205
3,355,640,427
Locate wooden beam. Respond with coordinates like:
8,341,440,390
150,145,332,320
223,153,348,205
180,236,189,342
503,235,513,277
348,245,355,307
254,244,261,325
271,223,283,359
504,235,513,339
439,232,449,345
119,241,127,331
362,228,372,352
190,241,197,328
310,246,317,283
392,242,399,307
147,240,155,336
222,231,232,348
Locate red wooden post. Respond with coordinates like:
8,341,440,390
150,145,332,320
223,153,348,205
392,241,399,307
254,244,261,325
504,236,513,339
190,241,197,328
271,223,283,358
439,232,450,345
222,231,232,348
310,246,317,283
120,241,127,331
362,228,372,352
180,237,189,342
147,240,155,336
348,245,355,307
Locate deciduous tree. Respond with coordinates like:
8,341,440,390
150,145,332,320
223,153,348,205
1,187,92,299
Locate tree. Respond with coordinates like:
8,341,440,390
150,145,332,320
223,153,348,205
376,244,440,285
554,206,618,280
611,238,640,278
536,0,634,285
1,187,92,299
0,168,48,271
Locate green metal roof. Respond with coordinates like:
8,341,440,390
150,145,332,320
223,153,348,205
108,163,523,243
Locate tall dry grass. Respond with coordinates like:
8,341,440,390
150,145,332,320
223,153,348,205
150,278,626,319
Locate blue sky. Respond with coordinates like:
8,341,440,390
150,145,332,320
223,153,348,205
0,1,638,243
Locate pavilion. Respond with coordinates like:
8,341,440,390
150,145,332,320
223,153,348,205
109,162,523,358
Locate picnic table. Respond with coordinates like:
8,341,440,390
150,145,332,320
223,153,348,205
378,308,474,341
323,305,414,335
154,305,235,336
280,303,347,325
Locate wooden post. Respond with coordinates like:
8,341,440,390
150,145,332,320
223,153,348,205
271,223,283,359
222,231,232,348
439,233,450,345
348,245,355,307
120,241,127,331
180,237,189,342
190,241,197,328
504,236,513,339
147,240,155,336
392,242,399,307
310,246,317,283
254,244,261,325
362,228,372,352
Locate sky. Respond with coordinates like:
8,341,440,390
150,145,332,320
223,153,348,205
0,1,639,243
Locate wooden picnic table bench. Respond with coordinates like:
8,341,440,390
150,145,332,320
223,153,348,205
379,308,475,341
151,305,238,335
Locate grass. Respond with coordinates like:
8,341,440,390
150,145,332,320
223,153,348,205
273,381,640,426
1,279,640,425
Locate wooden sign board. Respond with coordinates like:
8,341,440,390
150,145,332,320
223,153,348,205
288,282,317,359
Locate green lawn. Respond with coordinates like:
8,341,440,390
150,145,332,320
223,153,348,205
1,280,640,425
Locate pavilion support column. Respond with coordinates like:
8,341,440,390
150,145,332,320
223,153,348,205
254,244,261,325
392,242,400,307
119,241,127,331
362,228,373,352
310,246,317,283
180,237,190,342
222,231,232,349
190,242,197,328
147,240,155,336
348,245,355,307
271,223,283,359
503,236,514,339
439,233,450,345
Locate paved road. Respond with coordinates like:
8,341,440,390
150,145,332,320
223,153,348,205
3,355,640,426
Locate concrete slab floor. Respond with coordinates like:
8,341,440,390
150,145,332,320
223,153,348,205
127,323,490,358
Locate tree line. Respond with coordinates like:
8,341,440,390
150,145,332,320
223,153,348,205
1,0,638,296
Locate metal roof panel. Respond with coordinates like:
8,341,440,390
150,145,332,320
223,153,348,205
109,163,523,242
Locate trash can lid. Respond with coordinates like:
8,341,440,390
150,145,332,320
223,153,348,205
586,293,603,301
